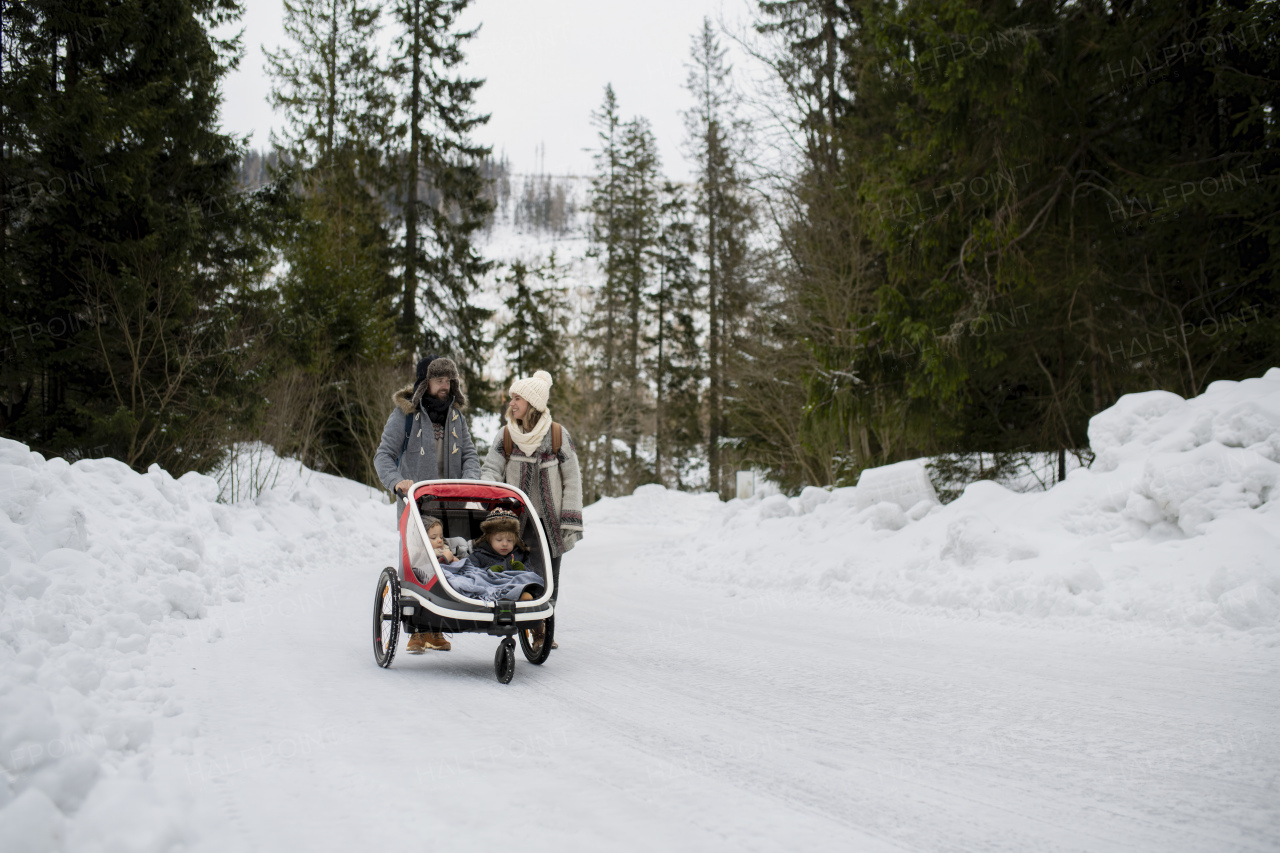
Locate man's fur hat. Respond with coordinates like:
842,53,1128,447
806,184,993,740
395,354,468,414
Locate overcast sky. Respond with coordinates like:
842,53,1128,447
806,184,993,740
217,0,753,180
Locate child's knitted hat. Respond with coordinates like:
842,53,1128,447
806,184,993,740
480,507,520,537
508,370,553,413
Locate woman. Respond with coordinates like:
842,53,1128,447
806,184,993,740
480,370,583,649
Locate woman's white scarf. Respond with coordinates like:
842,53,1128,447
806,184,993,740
508,409,553,456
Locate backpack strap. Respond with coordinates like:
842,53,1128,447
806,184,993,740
396,412,414,465
551,422,562,454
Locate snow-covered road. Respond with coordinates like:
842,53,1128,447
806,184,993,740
154,512,1279,853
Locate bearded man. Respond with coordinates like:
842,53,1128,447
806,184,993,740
374,354,481,512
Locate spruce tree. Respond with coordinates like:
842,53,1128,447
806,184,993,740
586,88,668,492
650,181,704,488
617,116,662,482
586,84,626,494
266,0,399,481
495,254,568,387
389,0,495,404
1,0,268,473
747,0,1279,489
266,0,396,368
685,18,754,497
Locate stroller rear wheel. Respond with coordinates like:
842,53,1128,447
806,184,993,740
494,637,516,684
518,615,554,665
373,568,400,668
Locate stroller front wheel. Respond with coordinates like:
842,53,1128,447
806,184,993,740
494,637,516,684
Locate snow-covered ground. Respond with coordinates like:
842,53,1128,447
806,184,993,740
1,372,1279,851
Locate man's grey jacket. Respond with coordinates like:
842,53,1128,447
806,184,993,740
374,384,481,493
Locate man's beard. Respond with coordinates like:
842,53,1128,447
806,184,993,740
433,386,450,400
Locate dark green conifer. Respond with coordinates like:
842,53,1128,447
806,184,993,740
495,254,568,388
389,0,495,406
1,0,269,473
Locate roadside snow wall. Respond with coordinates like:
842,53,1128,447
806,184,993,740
0,443,390,851
647,369,1280,643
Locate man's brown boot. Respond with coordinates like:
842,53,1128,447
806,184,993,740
406,633,429,654
422,632,451,651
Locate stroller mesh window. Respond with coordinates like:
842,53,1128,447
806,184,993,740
516,513,547,579
403,512,432,583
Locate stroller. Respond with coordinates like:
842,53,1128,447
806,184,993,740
372,479,555,683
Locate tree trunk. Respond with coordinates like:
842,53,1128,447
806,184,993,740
707,129,721,498
401,0,422,352
655,263,665,486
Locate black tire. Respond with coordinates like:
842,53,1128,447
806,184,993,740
373,568,400,668
494,638,515,684
518,615,554,665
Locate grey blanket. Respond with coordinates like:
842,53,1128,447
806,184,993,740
440,564,545,602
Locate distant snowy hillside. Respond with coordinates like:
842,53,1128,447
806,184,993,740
481,172,594,273
475,173,598,384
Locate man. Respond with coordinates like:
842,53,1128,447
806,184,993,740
374,354,481,654
375,353,481,498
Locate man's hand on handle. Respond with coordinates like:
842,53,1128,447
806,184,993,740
394,479,414,497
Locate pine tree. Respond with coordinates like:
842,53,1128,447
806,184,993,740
586,85,626,494
0,0,270,473
685,18,754,497
495,254,568,387
266,0,396,367
585,87,669,492
616,116,662,482
747,0,1279,490
266,0,392,173
650,181,704,488
266,0,400,481
389,0,495,404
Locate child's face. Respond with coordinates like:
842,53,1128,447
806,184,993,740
490,531,517,556
428,524,445,550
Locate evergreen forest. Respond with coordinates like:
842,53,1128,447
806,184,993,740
2,0,1277,503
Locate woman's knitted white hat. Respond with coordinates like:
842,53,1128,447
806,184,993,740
509,370,553,413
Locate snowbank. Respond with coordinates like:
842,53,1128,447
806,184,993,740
0,443,391,851
595,369,1280,642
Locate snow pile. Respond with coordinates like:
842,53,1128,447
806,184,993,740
0,442,390,851
587,483,721,528
606,369,1280,641
853,459,938,512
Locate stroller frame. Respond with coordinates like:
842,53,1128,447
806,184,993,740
372,480,555,683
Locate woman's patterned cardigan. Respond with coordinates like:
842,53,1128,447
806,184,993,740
480,423,584,558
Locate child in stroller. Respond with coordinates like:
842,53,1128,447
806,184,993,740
464,508,529,572
405,508,545,654
421,514,470,565
404,514,469,653
452,508,545,602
